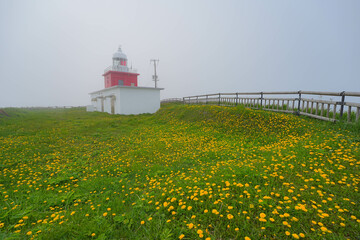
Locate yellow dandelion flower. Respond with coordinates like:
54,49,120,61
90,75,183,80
292,233,299,239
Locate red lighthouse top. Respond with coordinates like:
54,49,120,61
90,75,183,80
103,46,139,88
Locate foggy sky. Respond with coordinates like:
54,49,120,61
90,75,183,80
1,0,359,107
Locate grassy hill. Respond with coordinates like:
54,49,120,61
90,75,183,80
0,104,359,239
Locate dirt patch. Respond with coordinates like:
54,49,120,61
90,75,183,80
0,109,9,117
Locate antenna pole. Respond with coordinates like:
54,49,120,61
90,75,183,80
150,59,159,88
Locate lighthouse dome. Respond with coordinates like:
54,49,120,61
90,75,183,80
113,46,127,59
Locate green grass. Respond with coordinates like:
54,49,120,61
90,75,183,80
0,104,359,240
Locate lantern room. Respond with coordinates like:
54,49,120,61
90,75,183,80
103,47,139,88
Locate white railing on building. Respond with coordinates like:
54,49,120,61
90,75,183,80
104,65,138,74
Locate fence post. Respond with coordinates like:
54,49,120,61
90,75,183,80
183,97,185,104
297,90,301,115
236,93,238,106
218,93,221,106
339,91,345,118
206,95,208,105
260,92,263,108
197,96,199,104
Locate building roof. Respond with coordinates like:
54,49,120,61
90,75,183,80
112,46,127,59
89,85,164,95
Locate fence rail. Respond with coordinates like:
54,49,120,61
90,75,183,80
182,91,360,123
161,98,183,104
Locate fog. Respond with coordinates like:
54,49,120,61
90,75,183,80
1,0,359,107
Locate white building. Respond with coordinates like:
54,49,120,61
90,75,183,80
87,47,163,115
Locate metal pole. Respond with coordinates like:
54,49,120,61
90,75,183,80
236,93,238,106
150,59,159,88
297,90,302,115
218,93,221,106
260,92,263,108
206,95,208,105
339,91,345,118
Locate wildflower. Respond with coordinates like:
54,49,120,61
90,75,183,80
179,234,185,239
292,233,299,239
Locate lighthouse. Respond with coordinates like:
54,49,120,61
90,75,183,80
87,46,163,115
103,47,139,88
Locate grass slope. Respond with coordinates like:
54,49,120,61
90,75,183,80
0,104,359,240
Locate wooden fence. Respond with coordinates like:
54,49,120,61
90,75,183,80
161,98,183,104
181,91,360,123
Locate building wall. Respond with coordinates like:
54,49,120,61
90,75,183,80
119,87,161,115
89,86,162,115
103,71,139,88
